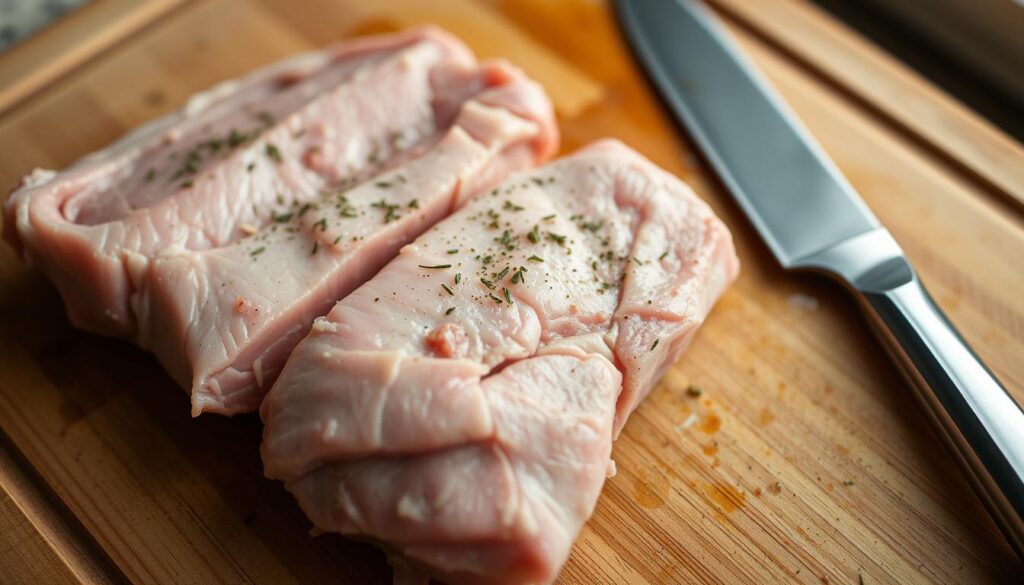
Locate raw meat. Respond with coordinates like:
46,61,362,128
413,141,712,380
3,28,557,415
261,140,739,584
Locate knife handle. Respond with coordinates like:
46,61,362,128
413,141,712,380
856,265,1024,556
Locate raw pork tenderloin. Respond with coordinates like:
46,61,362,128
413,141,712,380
261,140,739,584
3,28,557,415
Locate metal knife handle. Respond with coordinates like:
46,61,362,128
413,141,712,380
857,268,1024,556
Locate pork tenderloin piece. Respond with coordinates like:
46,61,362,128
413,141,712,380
261,140,739,584
3,27,557,415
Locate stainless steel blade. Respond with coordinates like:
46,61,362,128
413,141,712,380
616,0,1024,557
616,0,883,270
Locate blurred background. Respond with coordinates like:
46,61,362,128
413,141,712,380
8,0,1019,140
0,0,88,51
813,0,1024,140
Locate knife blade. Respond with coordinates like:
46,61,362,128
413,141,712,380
617,0,1024,557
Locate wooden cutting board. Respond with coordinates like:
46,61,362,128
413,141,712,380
0,0,1022,583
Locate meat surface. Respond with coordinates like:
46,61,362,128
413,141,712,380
261,140,740,584
3,28,557,415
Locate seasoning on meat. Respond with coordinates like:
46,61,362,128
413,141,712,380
261,140,739,584
2,27,557,416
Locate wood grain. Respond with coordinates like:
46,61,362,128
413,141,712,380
0,442,107,585
0,0,1021,583
0,0,189,115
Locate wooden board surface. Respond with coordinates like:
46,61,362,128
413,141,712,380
0,0,1022,583
0,0,188,115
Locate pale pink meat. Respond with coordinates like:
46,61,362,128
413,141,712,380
3,28,557,415
261,140,740,583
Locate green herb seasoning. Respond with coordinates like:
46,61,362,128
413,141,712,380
498,230,514,250
527,225,540,244
441,284,454,296
251,246,266,257
182,151,200,174
228,129,247,147
527,255,544,263
503,287,513,304
419,264,451,270
145,168,156,182
445,307,456,315
545,232,566,246
447,249,459,255
651,339,659,351
454,273,462,285
371,199,401,224
481,277,495,289
511,267,527,284
659,251,669,261
265,143,283,163
408,199,419,209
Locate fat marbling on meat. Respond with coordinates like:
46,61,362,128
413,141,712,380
261,140,740,584
3,28,557,415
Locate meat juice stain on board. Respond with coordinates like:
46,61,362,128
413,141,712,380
703,483,746,514
662,380,697,424
699,412,721,434
701,441,718,457
632,467,670,509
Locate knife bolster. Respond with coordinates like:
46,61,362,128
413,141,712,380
790,227,909,290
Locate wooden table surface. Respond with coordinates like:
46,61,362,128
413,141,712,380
0,1,1022,583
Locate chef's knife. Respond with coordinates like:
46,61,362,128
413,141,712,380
616,0,1024,556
